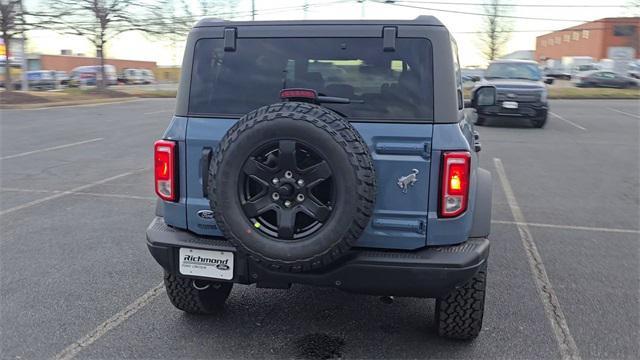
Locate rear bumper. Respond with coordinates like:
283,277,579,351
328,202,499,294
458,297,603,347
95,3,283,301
146,217,489,298
478,103,548,119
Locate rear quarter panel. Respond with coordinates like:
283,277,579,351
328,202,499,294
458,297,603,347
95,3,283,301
426,120,479,246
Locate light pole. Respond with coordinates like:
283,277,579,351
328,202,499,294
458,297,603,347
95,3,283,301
303,0,308,19
358,0,365,19
252,0,255,20
19,38,27,91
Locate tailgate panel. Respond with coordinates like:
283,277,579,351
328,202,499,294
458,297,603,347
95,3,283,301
352,122,433,249
185,118,433,250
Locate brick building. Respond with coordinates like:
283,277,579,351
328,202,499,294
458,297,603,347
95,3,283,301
535,17,639,62
27,54,156,73
156,65,181,83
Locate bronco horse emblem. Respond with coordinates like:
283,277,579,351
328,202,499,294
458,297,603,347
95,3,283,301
397,169,419,193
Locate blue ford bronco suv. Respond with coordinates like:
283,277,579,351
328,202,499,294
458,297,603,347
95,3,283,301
147,16,495,340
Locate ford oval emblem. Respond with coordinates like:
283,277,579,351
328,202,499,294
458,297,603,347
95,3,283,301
197,209,215,220
216,264,230,270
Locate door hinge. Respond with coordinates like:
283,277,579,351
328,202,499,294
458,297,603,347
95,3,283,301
418,220,427,234
422,142,431,160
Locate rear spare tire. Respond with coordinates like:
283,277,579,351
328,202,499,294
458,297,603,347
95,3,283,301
209,102,375,272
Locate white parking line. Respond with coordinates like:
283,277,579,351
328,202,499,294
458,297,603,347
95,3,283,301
53,282,165,360
0,169,146,216
494,158,581,360
143,109,173,115
607,107,640,119
492,220,640,234
549,111,587,131
0,187,155,201
0,138,103,160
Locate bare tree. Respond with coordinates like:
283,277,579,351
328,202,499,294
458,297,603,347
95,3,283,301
0,0,26,91
478,0,512,62
145,0,240,63
47,0,161,89
199,0,229,17
150,0,240,31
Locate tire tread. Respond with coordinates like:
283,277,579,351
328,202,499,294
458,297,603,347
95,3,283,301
435,264,487,340
164,272,232,314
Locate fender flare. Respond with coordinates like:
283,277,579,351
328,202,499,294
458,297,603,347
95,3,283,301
470,167,492,238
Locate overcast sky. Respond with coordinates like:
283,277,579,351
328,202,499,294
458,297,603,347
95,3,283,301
27,0,632,67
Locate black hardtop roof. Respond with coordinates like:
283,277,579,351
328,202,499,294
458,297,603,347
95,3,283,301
194,15,443,28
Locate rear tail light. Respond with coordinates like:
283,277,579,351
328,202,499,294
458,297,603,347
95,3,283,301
154,140,177,201
440,151,471,218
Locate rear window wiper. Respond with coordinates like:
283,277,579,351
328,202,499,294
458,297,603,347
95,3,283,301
318,95,364,104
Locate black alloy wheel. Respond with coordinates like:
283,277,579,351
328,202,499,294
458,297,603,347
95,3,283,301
239,139,335,240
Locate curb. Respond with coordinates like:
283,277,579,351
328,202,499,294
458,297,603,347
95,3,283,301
0,97,140,110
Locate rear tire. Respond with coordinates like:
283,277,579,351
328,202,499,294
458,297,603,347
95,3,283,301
435,263,487,340
164,272,232,314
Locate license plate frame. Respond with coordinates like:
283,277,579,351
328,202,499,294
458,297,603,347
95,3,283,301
179,248,234,280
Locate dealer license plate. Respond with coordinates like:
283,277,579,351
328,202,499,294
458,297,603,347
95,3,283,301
502,101,518,109
179,248,234,280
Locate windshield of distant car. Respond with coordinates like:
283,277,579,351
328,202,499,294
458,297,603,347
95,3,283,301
189,37,434,121
484,62,542,81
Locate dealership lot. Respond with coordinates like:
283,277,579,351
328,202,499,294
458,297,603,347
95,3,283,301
1,99,638,359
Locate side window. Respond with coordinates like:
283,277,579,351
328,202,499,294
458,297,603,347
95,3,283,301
451,38,463,110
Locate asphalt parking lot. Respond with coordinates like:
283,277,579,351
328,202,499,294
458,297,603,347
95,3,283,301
1,99,638,359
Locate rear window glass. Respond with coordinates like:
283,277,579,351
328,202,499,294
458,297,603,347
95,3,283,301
189,38,433,121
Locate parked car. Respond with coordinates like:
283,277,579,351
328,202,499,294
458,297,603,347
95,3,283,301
461,68,483,82
574,70,639,88
68,65,117,87
121,68,144,84
627,62,640,79
147,16,494,340
141,69,155,84
461,69,482,88
55,71,70,86
543,67,572,80
472,59,551,128
26,70,57,90
572,64,599,74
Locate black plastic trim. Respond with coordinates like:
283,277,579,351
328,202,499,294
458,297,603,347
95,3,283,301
146,217,489,298
382,27,397,51
223,27,236,51
200,147,212,198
